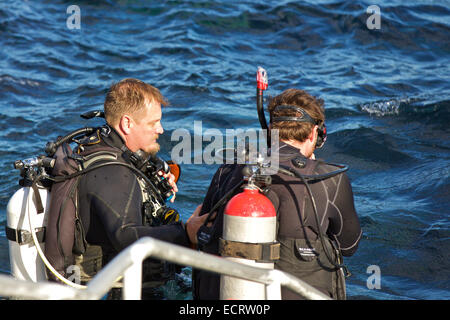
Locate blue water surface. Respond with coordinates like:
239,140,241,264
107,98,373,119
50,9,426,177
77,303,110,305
0,0,449,300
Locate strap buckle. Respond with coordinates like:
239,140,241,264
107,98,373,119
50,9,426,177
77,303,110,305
5,226,46,245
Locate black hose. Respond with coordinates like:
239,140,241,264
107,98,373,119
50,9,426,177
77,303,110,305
45,127,96,157
278,163,349,182
297,172,350,275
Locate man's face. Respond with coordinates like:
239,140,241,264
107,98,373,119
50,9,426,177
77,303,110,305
128,99,163,155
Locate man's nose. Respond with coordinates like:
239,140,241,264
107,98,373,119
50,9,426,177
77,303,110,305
156,122,164,134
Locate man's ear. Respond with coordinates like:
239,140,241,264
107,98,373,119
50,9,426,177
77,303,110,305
118,114,133,135
309,125,318,142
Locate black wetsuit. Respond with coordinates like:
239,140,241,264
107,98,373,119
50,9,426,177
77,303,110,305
193,142,361,300
77,128,189,279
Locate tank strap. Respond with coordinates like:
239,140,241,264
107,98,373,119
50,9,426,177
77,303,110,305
219,238,280,262
31,182,45,214
5,225,45,245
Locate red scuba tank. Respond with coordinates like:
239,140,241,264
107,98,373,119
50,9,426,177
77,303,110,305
220,186,280,300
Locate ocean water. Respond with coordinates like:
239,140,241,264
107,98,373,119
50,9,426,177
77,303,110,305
0,0,449,300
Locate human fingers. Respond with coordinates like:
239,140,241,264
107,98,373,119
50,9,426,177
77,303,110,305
163,172,178,192
206,211,217,227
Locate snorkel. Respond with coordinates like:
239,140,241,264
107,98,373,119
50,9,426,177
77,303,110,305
256,66,270,148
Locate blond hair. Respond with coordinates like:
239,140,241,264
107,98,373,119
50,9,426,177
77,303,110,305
104,78,169,126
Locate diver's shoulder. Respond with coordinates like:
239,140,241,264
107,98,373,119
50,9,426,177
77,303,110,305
314,158,349,177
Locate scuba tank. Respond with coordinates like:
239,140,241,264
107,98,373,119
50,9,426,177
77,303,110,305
5,127,96,288
215,67,279,299
6,163,52,282
219,167,280,300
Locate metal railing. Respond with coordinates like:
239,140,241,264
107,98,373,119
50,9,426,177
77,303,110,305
0,237,331,300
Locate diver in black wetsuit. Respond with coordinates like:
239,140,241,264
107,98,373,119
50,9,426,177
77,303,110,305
192,88,362,300
77,127,190,287
73,79,207,298
78,126,190,255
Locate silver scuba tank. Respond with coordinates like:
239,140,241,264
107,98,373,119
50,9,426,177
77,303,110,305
6,185,50,282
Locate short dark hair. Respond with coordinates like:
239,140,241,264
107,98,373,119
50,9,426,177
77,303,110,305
268,89,325,142
104,78,169,126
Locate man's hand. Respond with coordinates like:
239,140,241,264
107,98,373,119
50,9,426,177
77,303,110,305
161,171,178,203
185,204,217,245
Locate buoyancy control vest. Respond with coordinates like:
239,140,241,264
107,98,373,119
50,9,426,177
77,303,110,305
44,136,122,283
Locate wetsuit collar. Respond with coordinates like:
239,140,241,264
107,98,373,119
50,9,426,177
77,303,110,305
273,141,310,163
278,141,303,155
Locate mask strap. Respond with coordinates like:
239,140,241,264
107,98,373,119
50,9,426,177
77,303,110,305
272,105,317,125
